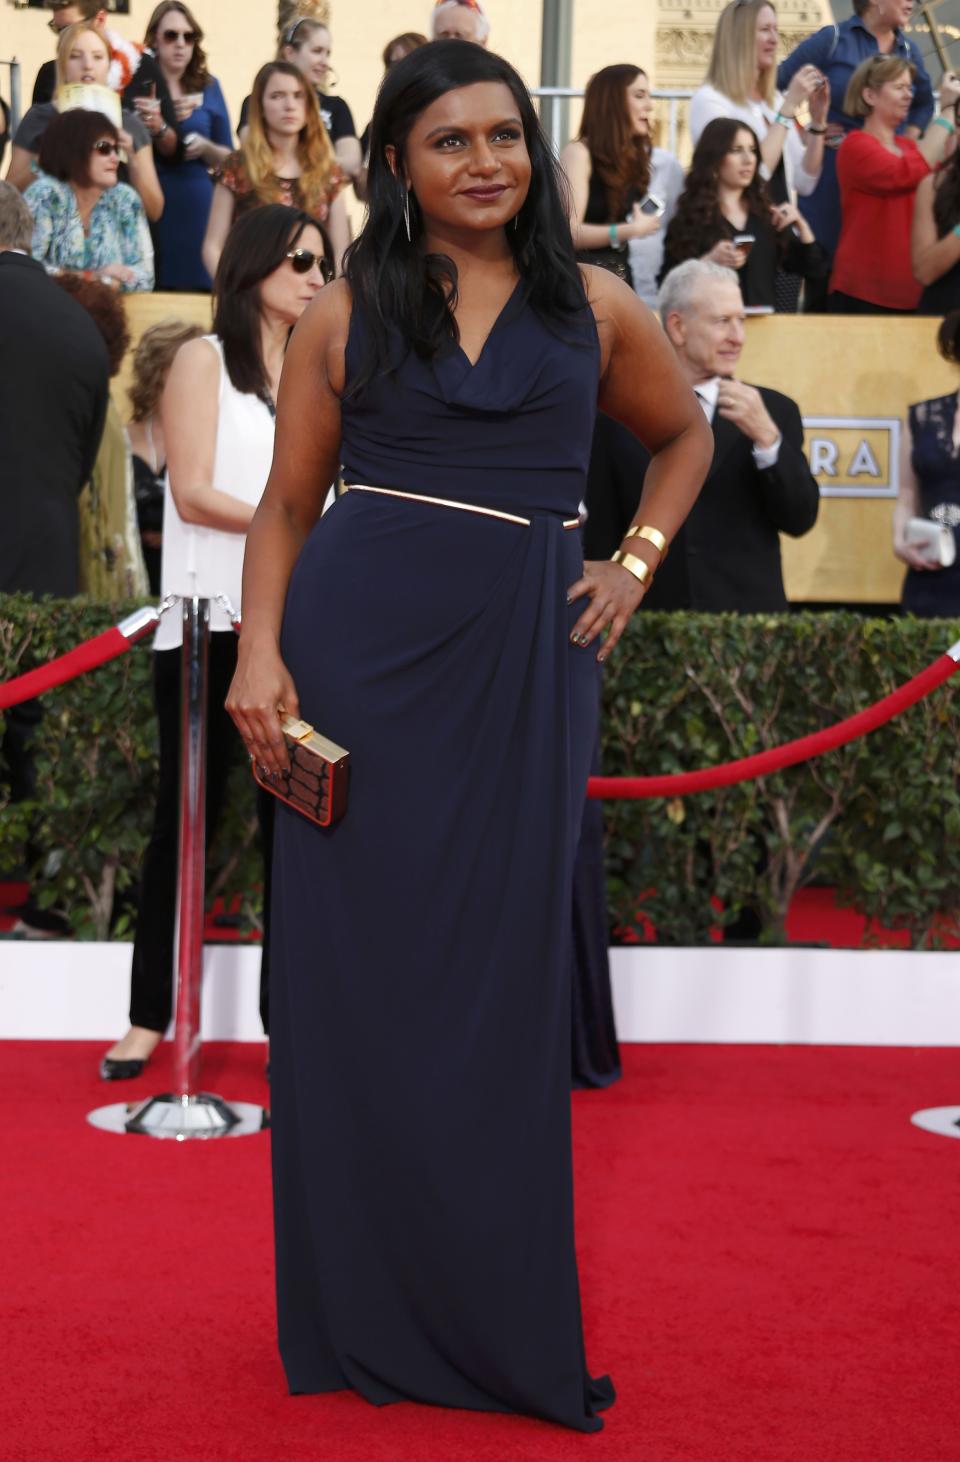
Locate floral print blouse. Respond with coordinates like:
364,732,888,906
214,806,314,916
24,172,154,292
217,150,343,224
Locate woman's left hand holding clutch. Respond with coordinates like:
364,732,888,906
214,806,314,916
226,640,301,775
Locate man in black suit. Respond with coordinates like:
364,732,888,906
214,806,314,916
0,181,109,933
584,258,820,607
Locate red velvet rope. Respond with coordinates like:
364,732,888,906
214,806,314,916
2,616,956,800
587,652,960,800
0,627,135,712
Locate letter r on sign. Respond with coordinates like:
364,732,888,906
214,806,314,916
810,439,838,476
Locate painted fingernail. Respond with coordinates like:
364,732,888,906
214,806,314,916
566,594,574,605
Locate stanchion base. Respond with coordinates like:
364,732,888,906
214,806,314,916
87,1092,269,1141
910,1106,960,1141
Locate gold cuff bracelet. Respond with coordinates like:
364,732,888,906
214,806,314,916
624,524,669,560
610,549,653,587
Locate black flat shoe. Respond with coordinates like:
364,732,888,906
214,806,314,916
99,1057,147,1081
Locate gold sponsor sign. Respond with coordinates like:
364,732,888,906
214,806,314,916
801,417,900,499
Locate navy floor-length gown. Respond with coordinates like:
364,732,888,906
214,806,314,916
269,280,615,1432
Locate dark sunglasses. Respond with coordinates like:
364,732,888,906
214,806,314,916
160,27,197,43
92,140,120,156
286,248,332,281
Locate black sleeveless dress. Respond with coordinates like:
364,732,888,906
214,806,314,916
269,282,616,1431
902,392,960,617
575,166,641,287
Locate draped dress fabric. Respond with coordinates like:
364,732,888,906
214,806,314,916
270,280,616,1432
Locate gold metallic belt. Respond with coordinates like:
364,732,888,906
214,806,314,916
344,484,580,530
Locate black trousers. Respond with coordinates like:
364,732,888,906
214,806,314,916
1,698,42,806
828,291,913,316
129,636,273,1033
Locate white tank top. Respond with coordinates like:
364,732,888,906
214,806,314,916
155,335,276,650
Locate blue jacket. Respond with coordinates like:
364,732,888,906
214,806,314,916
776,16,933,254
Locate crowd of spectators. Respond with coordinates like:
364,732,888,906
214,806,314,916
4,0,954,315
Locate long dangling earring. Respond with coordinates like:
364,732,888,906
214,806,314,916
403,186,412,242
511,213,519,232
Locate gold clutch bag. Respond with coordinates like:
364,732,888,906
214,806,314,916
251,715,349,828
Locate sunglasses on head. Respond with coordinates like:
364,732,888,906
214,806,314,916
92,140,120,155
161,27,197,43
286,248,332,281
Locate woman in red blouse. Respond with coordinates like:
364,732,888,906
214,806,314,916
830,55,960,313
202,60,348,280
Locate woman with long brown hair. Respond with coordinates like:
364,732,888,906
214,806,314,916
238,15,362,190
144,0,232,289
661,117,828,310
202,61,345,280
560,63,680,302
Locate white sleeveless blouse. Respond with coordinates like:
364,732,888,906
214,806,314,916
155,335,276,651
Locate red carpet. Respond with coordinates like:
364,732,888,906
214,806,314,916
3,1041,960,1462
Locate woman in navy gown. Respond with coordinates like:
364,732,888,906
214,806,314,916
228,42,712,1433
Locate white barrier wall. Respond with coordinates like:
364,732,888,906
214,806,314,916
2,943,959,1046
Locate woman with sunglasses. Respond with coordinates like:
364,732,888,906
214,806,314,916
7,23,163,223
202,61,344,282
239,16,362,191
24,109,154,291
227,42,711,1432
100,204,327,1083
143,0,232,290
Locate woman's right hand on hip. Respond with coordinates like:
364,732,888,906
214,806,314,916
226,643,301,775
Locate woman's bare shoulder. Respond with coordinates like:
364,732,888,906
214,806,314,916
167,334,220,385
581,263,656,328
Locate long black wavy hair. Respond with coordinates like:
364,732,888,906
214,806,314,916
213,203,326,405
663,117,780,268
344,40,586,392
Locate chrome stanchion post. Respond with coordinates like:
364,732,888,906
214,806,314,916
172,594,208,1099
89,596,267,1141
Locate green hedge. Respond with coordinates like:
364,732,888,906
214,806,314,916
2,596,959,946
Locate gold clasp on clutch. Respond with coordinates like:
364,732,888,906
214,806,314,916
282,716,315,743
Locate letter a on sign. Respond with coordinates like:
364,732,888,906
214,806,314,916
848,440,881,477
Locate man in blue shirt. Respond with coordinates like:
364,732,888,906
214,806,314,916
777,0,933,305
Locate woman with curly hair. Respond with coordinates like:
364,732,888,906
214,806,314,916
660,118,828,311
144,0,232,289
202,61,345,280
560,63,682,304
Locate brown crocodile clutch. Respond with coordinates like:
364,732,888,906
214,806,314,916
251,715,349,828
